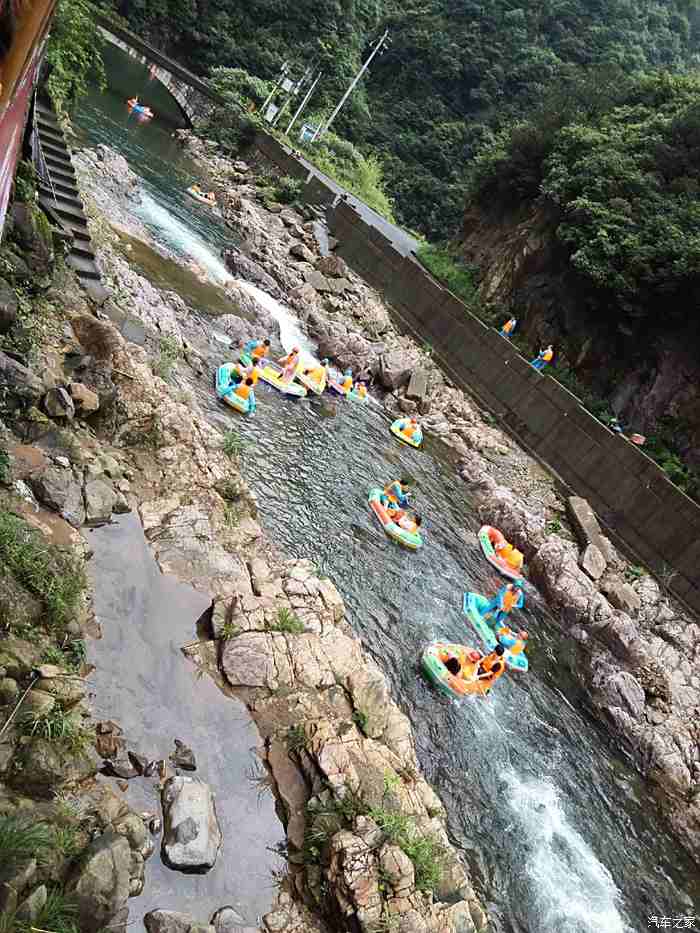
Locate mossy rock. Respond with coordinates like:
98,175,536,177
13,737,97,796
0,635,43,678
0,565,43,635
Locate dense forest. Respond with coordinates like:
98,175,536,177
97,0,700,237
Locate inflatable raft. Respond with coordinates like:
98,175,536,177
349,386,368,402
478,525,524,581
187,187,216,206
421,642,492,698
328,374,351,396
239,355,307,398
390,418,423,449
462,591,528,672
368,488,422,550
215,363,254,415
298,368,327,395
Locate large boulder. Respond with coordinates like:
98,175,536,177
0,351,43,406
0,636,42,678
44,387,75,421
18,737,97,794
579,543,606,581
145,910,214,933
601,575,642,614
316,254,349,278
566,496,605,551
84,478,117,525
590,662,646,721
378,349,415,390
289,242,315,263
222,248,280,296
0,277,18,334
69,382,100,415
327,830,381,931
68,831,131,933
29,466,86,527
347,666,391,739
161,776,222,872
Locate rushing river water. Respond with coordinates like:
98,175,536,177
74,46,700,933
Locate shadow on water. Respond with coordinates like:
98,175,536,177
86,513,284,929
74,44,700,933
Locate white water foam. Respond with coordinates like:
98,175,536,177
135,191,233,284
235,280,319,367
504,771,629,933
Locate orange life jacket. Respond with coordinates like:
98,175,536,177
342,376,353,391
235,384,251,400
252,344,267,359
502,588,519,612
248,368,260,386
356,384,367,397
402,423,416,437
503,319,515,334
542,348,553,362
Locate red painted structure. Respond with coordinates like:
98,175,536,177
0,0,57,240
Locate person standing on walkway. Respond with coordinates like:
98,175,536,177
531,345,554,371
500,317,517,339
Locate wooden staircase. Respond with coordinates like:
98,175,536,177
33,96,108,302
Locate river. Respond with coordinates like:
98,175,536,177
73,44,699,933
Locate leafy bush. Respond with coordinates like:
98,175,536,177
46,0,106,114
0,446,10,485
415,244,479,308
0,510,86,630
269,607,304,634
222,429,243,459
0,814,52,871
273,176,302,205
369,807,444,893
153,335,181,381
20,704,94,754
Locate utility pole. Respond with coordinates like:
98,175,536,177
272,64,312,127
261,61,290,115
286,70,322,135
312,29,389,142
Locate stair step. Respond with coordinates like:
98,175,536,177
45,152,75,174
35,107,60,128
40,178,80,200
44,163,77,186
71,241,96,260
37,121,65,142
39,196,87,227
67,254,101,280
43,139,71,160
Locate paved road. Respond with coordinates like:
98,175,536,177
282,143,420,258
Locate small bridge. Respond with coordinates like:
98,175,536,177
95,12,226,125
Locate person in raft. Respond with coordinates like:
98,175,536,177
340,369,354,392
473,644,506,688
531,344,554,371
278,346,300,380
227,367,244,388
381,477,412,509
395,416,421,443
495,538,524,572
496,625,529,656
234,376,256,411
127,97,139,108
500,316,517,339
387,507,422,534
354,382,368,399
303,358,329,384
244,338,271,361
483,580,525,627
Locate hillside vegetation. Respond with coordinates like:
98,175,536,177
96,0,700,237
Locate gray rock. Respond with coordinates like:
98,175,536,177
0,350,43,404
211,906,247,933
0,277,18,334
15,884,47,923
18,688,56,719
601,576,642,613
306,270,331,292
145,910,203,933
579,543,606,581
592,666,646,720
170,739,196,772
378,349,414,390
347,668,391,739
44,387,75,420
29,466,86,527
405,369,429,404
84,478,117,525
161,776,222,871
68,831,131,933
316,254,348,278
0,859,36,910
289,242,315,263
103,756,139,780
127,750,149,775
566,496,605,550
0,676,19,705
114,812,148,851
326,277,351,295
378,843,414,894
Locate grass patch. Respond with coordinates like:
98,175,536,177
415,244,479,308
624,564,646,583
223,502,243,528
369,806,444,893
27,887,79,933
51,824,82,859
268,607,304,634
0,510,86,631
153,335,182,381
222,429,243,459
220,620,241,640
545,519,562,535
286,724,307,752
19,704,94,755
0,814,53,871
352,709,369,733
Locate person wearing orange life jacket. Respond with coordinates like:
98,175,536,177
354,382,367,398
471,644,506,689
234,376,256,411
278,346,300,378
382,477,412,509
500,316,517,339
127,97,139,108
395,416,421,443
340,369,353,392
386,507,422,535
531,344,554,371
243,338,270,361
496,626,528,655
483,580,525,628
303,358,328,385
495,539,524,572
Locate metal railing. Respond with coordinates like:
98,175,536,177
30,91,56,201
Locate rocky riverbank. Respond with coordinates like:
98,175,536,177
0,148,491,931
165,128,700,865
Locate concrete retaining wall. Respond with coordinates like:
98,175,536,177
326,198,700,616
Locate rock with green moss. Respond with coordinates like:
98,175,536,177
0,636,42,678
68,831,131,933
16,736,97,794
0,565,43,634
0,277,18,334
0,677,19,706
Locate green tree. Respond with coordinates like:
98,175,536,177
46,0,106,114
